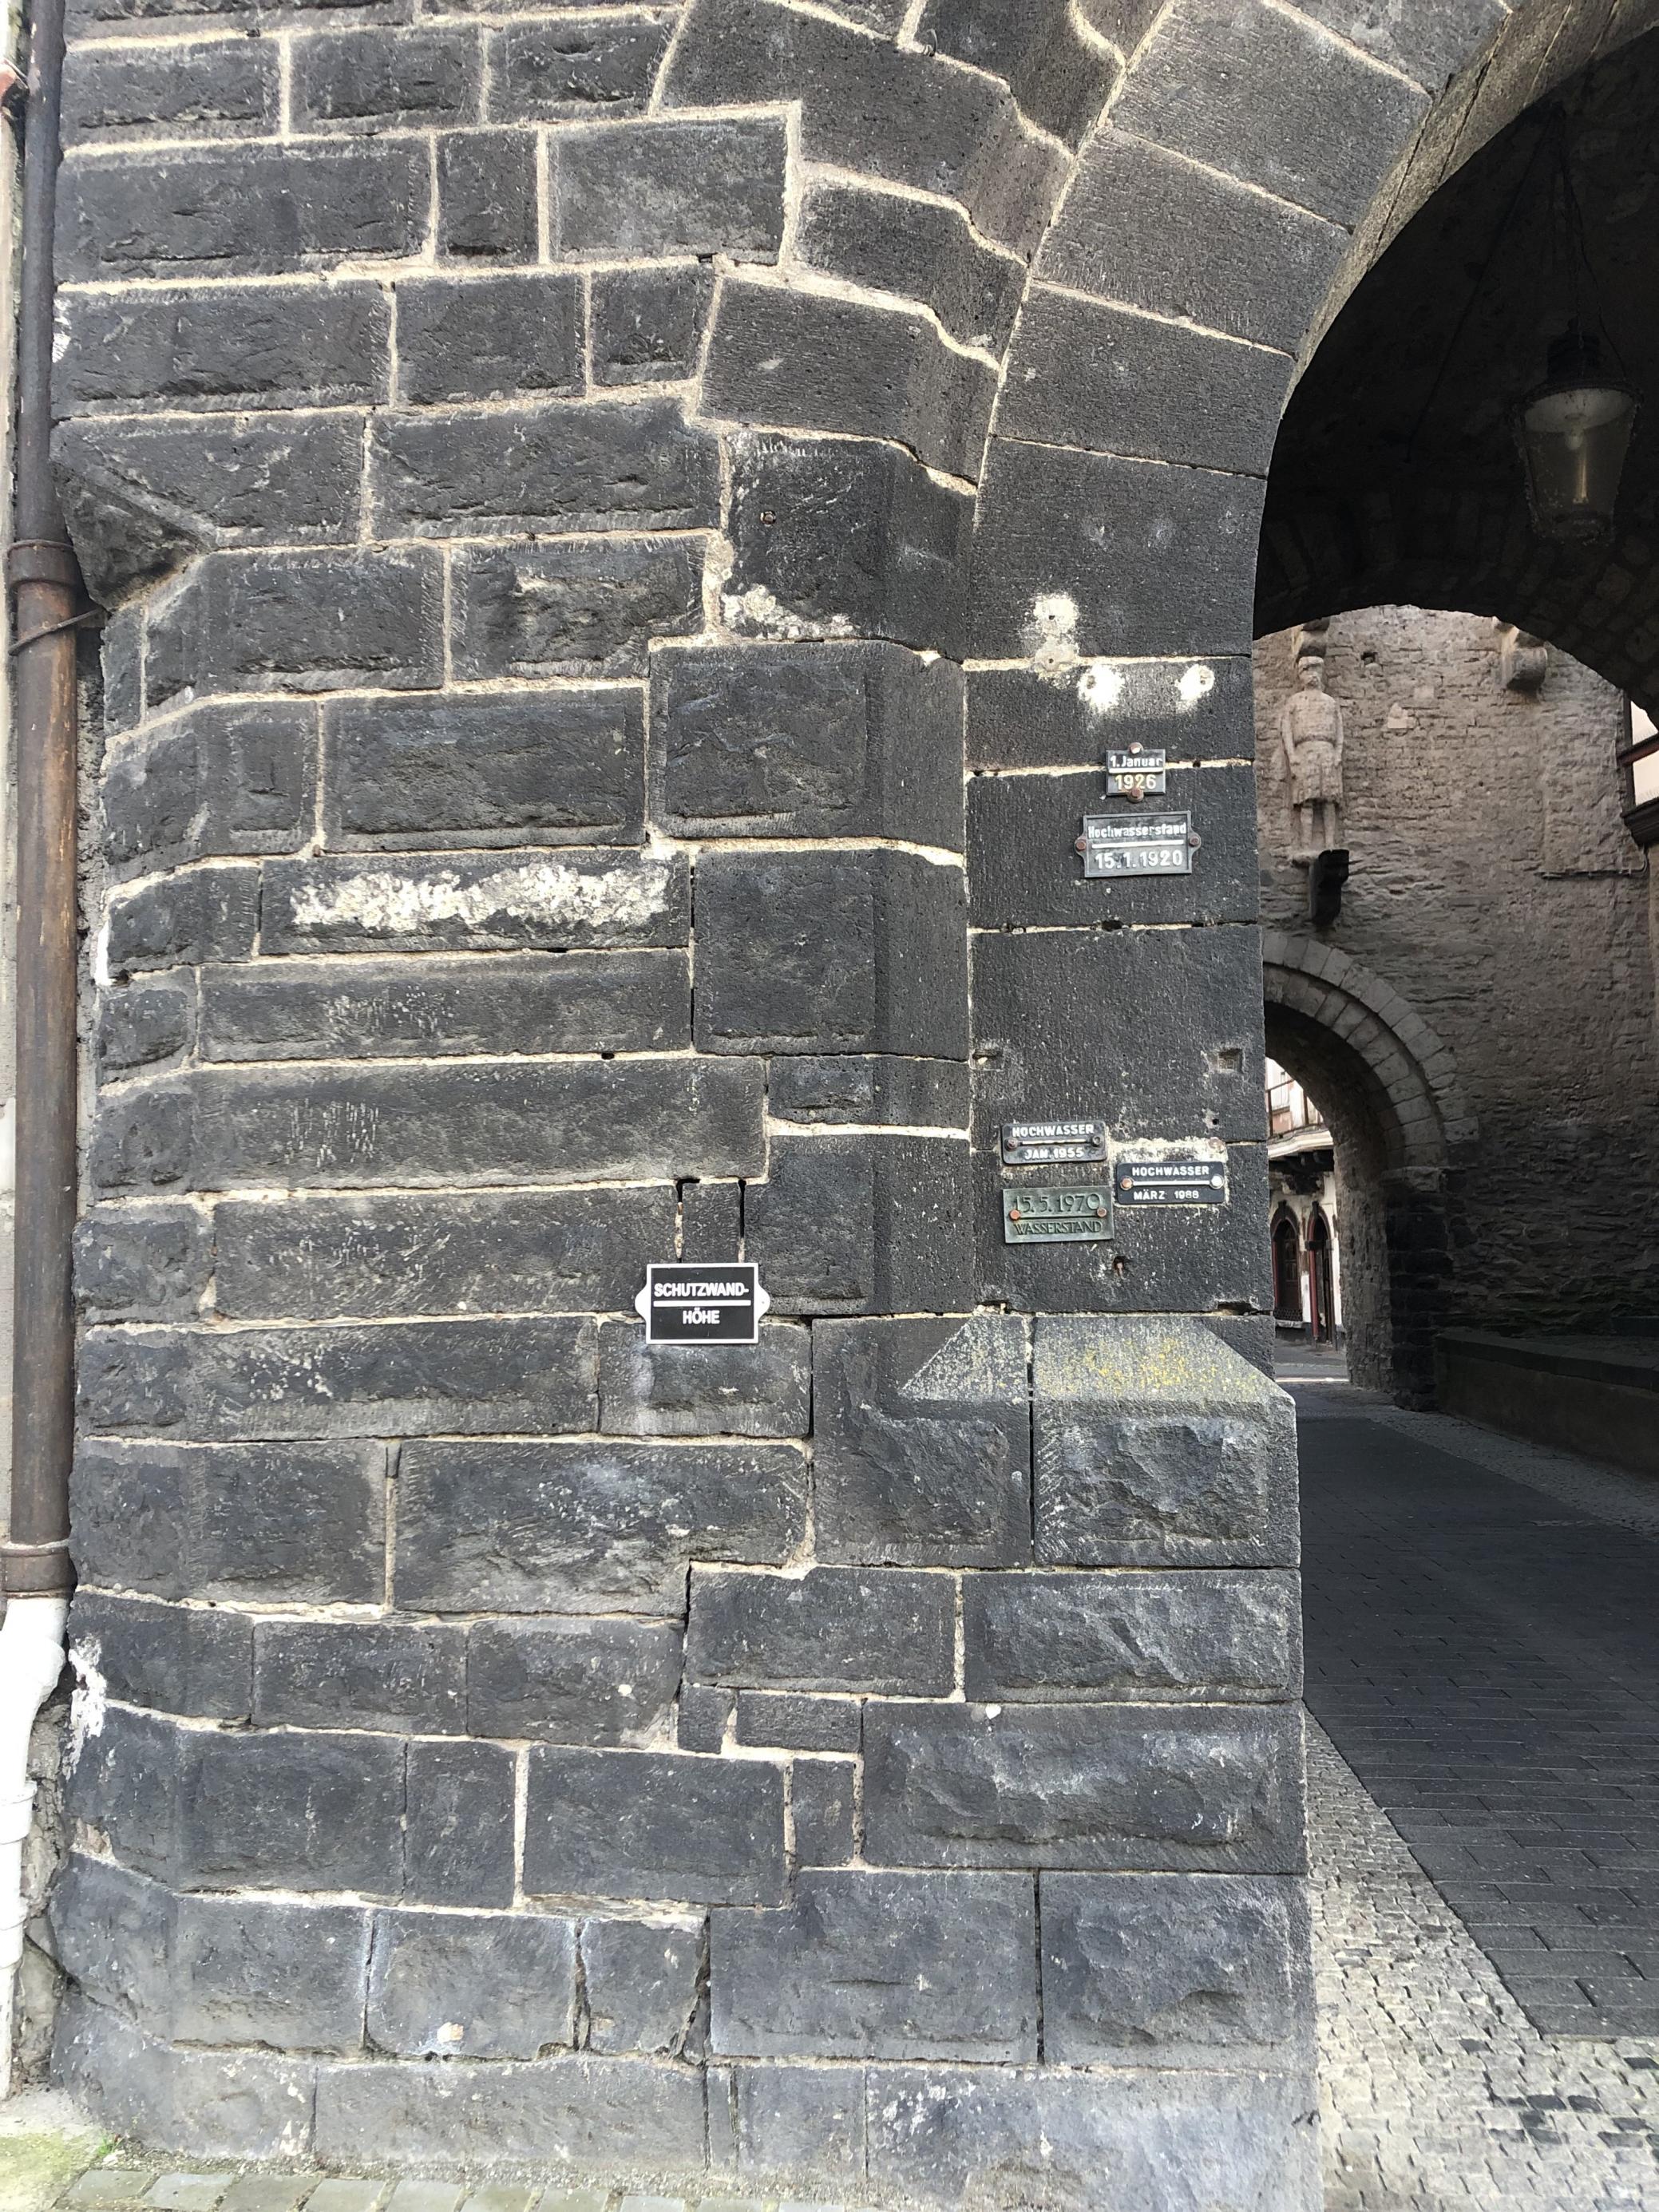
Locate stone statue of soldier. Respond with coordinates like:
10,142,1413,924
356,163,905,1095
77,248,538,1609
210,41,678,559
1280,655,1346,857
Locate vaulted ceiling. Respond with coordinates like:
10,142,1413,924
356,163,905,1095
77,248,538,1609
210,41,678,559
1257,24,1659,718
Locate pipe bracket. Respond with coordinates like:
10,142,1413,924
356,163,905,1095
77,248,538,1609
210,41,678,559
10,607,102,653
0,1542,73,1597
6,540,81,592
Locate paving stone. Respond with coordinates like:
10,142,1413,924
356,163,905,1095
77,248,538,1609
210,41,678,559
1302,1390,1659,2038
64,2178,156,2210
384,2190,462,2212
147,2183,231,2212
298,2187,383,2212
216,2185,314,2212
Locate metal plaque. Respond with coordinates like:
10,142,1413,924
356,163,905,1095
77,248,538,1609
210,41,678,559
1000,1117,1109,1167
1079,811,1196,877
1105,746,1167,797
1002,1185,1114,1244
1115,1159,1229,1206
635,1262,771,1343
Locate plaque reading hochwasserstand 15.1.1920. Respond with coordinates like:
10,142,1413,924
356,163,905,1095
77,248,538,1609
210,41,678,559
635,1263,770,1343
1002,1185,1114,1244
1078,811,1195,877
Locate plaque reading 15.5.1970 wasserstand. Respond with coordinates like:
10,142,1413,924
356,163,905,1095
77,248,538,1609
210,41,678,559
1002,1185,1114,1244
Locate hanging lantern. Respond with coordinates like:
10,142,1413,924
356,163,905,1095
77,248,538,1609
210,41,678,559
1514,323,1640,543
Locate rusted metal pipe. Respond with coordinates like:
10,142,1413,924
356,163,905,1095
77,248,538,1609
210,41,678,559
5,0,85,1604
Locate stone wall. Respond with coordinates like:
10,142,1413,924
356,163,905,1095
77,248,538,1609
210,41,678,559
1255,611,1659,1396
44,0,1653,2202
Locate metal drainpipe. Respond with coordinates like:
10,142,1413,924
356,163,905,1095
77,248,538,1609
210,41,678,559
1,0,88,2096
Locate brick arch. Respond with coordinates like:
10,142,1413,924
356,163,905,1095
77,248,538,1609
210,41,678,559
1262,933,1475,1170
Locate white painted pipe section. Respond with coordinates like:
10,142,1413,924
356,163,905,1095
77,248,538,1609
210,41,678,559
0,1595,68,2099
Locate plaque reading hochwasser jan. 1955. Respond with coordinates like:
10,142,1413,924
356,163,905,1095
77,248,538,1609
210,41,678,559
1078,812,1195,877
1002,1185,1114,1244
1000,1118,1109,1166
1115,1159,1229,1205
635,1263,771,1343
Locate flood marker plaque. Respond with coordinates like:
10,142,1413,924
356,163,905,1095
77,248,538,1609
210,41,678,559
1000,1118,1109,1166
636,1263,770,1343
1002,1185,1114,1244
1105,746,1167,797
1077,811,1198,876
1115,1159,1229,1205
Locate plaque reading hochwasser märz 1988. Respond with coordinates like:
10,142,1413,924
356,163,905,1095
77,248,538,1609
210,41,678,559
1115,1159,1228,1205
635,1263,770,1343
1105,746,1167,796
1002,1185,1114,1244
1000,1118,1109,1166
1079,812,1194,877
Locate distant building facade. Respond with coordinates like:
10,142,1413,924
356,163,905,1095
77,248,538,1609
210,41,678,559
1267,1061,1341,1345
1256,609,1659,1399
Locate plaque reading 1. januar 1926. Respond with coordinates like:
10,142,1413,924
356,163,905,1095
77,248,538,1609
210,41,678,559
1115,1159,1229,1205
1078,812,1196,877
1000,1118,1109,1166
1105,746,1167,796
1002,1185,1114,1244
635,1263,771,1343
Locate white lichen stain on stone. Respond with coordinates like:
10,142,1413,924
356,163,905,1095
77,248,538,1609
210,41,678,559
1078,662,1125,715
1024,592,1080,675
1178,663,1217,707
69,1640,107,1766
721,583,855,643
289,861,674,940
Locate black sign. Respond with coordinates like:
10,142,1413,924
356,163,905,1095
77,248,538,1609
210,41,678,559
1115,1159,1228,1206
1000,1117,1109,1166
635,1263,767,1343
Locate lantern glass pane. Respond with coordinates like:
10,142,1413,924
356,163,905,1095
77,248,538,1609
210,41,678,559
1518,382,1637,540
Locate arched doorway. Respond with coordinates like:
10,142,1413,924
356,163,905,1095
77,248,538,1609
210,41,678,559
1263,939,1469,1403
1306,1207,1336,1345
1273,1208,1304,1325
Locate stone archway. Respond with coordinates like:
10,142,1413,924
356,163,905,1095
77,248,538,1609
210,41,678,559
1264,935,1473,1402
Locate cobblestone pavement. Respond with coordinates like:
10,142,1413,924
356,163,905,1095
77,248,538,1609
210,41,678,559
1311,1716,1659,2210
1298,1388,1659,2036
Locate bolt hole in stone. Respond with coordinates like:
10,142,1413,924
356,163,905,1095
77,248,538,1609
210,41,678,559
1111,1255,1130,1277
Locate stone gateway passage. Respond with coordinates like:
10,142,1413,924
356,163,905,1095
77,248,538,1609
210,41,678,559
35,0,1659,2206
